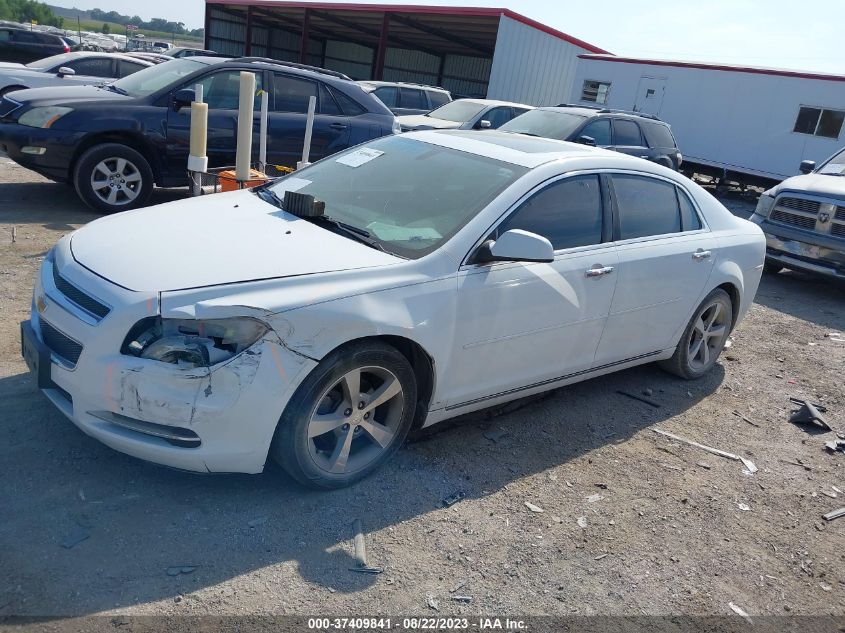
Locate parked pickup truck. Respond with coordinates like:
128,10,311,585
750,148,845,280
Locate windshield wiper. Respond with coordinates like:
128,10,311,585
255,188,389,253
103,84,128,96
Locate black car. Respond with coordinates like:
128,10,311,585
500,105,683,170
0,56,398,213
0,26,71,64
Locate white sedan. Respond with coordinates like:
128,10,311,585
22,131,766,488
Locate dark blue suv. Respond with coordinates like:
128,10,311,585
0,57,398,212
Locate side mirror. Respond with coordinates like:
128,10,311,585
476,119,492,130
577,135,596,146
475,230,555,264
799,160,816,175
173,88,195,110
57,67,76,77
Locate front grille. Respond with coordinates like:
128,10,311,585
770,209,817,230
778,197,821,214
832,223,845,238
40,319,83,367
52,265,110,320
0,96,22,118
836,206,845,221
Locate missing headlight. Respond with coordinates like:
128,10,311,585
122,317,269,369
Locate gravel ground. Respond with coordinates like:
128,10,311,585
0,162,843,620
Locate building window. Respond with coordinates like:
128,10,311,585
793,106,845,139
581,80,611,105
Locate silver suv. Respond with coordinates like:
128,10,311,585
750,148,845,279
357,81,451,116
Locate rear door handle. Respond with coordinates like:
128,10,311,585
586,265,614,278
692,250,712,261
330,123,349,130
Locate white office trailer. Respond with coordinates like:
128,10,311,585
204,1,607,104
572,55,845,186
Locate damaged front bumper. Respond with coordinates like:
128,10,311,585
25,240,317,474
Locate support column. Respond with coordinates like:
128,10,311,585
204,8,211,51
373,14,389,80
244,6,253,56
299,9,311,64
437,55,446,88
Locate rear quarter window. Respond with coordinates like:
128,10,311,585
642,122,678,149
428,91,450,108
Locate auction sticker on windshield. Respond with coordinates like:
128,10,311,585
336,148,385,168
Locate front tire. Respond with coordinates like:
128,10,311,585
271,341,418,489
660,289,733,380
73,143,153,214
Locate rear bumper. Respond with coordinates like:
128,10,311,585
750,214,845,278
0,122,83,181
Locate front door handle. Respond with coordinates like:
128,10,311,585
330,122,348,130
586,265,614,278
692,250,712,261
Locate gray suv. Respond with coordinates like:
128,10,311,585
357,81,451,116
750,148,845,279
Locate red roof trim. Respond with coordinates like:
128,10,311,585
205,0,609,54
579,54,845,83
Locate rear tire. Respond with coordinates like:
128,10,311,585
73,143,153,214
660,289,733,380
271,341,417,489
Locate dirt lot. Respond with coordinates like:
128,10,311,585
0,161,843,620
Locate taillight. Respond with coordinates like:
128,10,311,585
63,45,70,53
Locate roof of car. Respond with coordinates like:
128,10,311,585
358,80,450,93
406,129,625,169
456,98,535,109
540,105,668,124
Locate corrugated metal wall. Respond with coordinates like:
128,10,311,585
486,15,587,106
206,6,494,95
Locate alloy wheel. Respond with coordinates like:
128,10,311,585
90,157,143,207
688,301,728,371
306,366,405,475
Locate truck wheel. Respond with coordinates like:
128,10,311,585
73,143,153,214
271,341,417,489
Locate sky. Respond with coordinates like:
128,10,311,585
49,0,845,74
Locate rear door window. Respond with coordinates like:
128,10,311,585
117,60,146,78
0,30,10,42
580,119,612,145
612,174,681,240
497,175,604,250
613,119,644,146
319,82,343,115
273,74,317,113
400,88,427,110
485,107,515,129
330,86,366,116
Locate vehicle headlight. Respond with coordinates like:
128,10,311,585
755,192,776,217
17,106,73,129
122,317,269,369
392,120,402,135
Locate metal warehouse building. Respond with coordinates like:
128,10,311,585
204,1,608,104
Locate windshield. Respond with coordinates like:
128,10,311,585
110,58,206,98
500,110,588,140
266,135,528,259
427,100,487,123
817,148,845,175
26,53,74,70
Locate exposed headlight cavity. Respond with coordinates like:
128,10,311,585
18,106,73,129
122,317,269,369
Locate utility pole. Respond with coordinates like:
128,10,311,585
77,16,81,43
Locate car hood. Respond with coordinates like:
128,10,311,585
773,173,845,200
70,190,402,292
397,114,462,130
6,84,126,106
0,62,26,70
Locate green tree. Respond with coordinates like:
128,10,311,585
101,22,110,34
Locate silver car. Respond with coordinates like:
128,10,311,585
0,52,153,98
